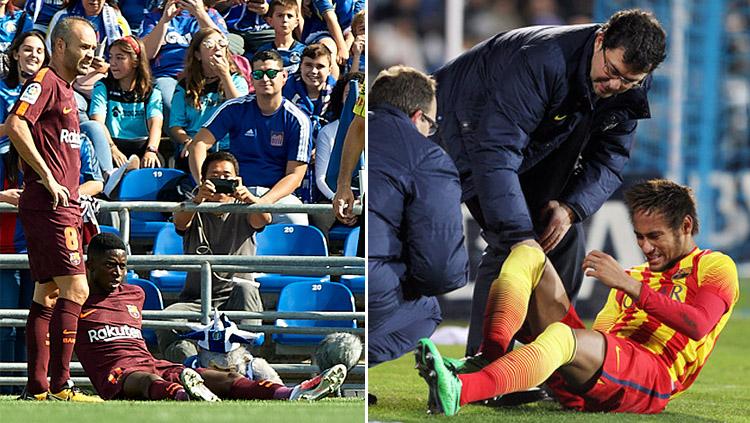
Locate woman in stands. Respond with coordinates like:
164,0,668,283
89,35,164,169
140,0,228,134
169,27,247,171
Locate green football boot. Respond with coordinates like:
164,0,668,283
415,338,462,416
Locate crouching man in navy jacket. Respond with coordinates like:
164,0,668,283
368,66,469,368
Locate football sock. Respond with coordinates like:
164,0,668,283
459,321,576,405
148,379,185,400
229,376,285,400
272,386,294,400
480,245,546,361
25,301,52,394
48,298,82,393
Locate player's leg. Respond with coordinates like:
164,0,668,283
21,281,59,398
199,368,288,400
47,273,89,396
416,325,604,416
122,371,188,401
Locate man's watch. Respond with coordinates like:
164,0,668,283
146,146,158,154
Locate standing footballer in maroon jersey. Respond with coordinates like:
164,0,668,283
77,232,348,402
6,17,101,402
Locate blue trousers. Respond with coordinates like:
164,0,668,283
368,295,442,367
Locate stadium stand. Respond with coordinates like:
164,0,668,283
0,0,366,396
273,280,356,355
149,223,188,293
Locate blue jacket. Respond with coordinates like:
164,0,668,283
369,104,468,318
434,24,652,248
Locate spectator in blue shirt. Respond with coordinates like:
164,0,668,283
140,0,227,131
301,0,363,72
46,0,131,54
346,9,363,73
170,27,249,171
88,35,163,168
253,0,305,75
23,0,65,33
189,49,311,225
283,43,335,139
217,0,273,56
0,1,33,57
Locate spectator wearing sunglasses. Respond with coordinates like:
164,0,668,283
170,27,248,172
189,49,311,225
432,9,667,357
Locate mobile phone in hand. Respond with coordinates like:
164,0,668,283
208,178,238,194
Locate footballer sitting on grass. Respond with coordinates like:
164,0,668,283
416,179,739,415
75,232,347,401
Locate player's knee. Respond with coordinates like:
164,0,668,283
59,281,89,304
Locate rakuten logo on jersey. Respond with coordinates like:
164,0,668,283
88,324,143,342
60,129,82,149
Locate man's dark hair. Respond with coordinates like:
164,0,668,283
601,9,667,73
370,65,436,117
88,233,127,258
624,179,699,235
251,49,284,69
50,16,95,51
201,151,240,181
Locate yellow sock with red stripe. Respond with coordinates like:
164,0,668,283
480,245,546,360
460,321,576,405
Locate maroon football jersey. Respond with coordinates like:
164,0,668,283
11,67,81,210
75,284,156,392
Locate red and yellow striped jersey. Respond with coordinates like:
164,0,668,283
592,248,739,395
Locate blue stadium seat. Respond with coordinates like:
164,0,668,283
340,227,364,295
255,224,330,293
273,281,355,346
126,278,164,346
149,223,187,293
328,223,356,243
99,225,121,237
118,168,191,241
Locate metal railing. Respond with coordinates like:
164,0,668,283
0,201,366,387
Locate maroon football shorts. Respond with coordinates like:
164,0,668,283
19,207,85,283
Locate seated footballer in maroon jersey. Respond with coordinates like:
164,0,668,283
76,232,347,401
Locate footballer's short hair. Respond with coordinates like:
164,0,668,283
370,65,436,118
88,233,127,258
50,16,95,51
624,179,699,235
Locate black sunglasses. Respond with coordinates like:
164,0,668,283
251,69,282,80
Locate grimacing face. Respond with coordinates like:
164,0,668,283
61,22,97,76
632,210,693,272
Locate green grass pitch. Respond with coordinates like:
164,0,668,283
369,280,750,422
0,397,364,423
